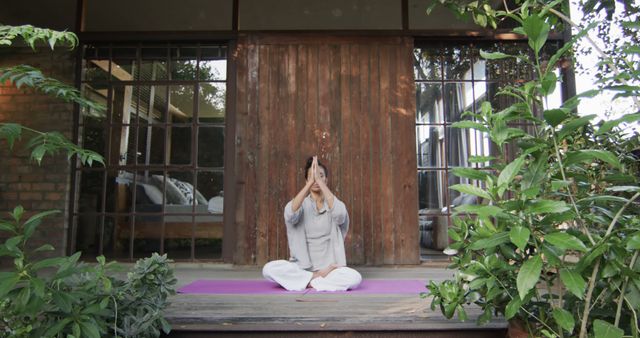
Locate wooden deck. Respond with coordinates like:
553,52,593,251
163,264,507,337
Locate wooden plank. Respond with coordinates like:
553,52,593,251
328,45,342,198
368,45,383,265
245,39,260,265
339,44,355,263
266,45,278,263
256,44,270,265
295,44,308,184
232,37,248,264
358,43,373,265
379,45,395,265
395,38,420,264
306,44,319,159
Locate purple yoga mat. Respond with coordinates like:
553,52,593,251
178,279,427,294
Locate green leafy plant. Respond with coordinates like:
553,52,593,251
1,24,176,337
427,2,640,338
0,206,177,337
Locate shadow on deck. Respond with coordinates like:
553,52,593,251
162,264,507,338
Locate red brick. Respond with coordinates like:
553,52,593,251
45,192,64,201
33,183,55,191
19,192,43,200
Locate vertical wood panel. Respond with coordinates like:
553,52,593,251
234,35,419,265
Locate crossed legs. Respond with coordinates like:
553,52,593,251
262,260,362,292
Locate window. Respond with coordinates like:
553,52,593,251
74,44,227,261
414,42,562,258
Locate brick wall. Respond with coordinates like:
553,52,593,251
0,48,76,257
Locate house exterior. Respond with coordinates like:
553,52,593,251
0,0,571,265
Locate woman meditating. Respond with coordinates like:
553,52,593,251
262,156,362,291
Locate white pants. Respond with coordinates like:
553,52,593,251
262,260,362,292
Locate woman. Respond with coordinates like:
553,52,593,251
262,156,362,291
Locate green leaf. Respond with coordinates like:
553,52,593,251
565,149,621,169
517,255,542,300
597,112,640,135
552,308,575,333
557,114,597,140
12,205,24,222
522,14,550,54
521,154,548,192
605,186,640,192
450,184,492,200
543,109,569,127
32,256,66,270
497,156,525,197
0,123,22,149
52,291,74,313
0,272,20,297
526,200,570,214
541,71,557,96
479,50,514,60
451,167,489,181
593,319,623,338
31,277,45,297
0,221,15,233
34,244,55,252
559,268,586,299
505,296,522,319
510,226,530,251
468,155,495,163
469,232,510,250
451,120,489,132
454,204,505,218
627,233,640,250
551,180,571,191
43,318,72,337
23,209,60,239
544,232,588,252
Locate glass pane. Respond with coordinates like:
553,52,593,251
136,125,165,165
132,215,162,259
166,171,196,207
111,58,137,82
197,171,224,210
80,119,107,159
105,170,134,213
110,85,136,124
82,56,110,82
168,126,192,165
198,83,226,123
195,238,223,260
483,43,534,81
170,45,197,80
416,126,445,168
199,60,227,81
170,85,195,121
447,127,492,167
171,58,198,81
419,215,448,250
443,83,475,122
165,237,193,260
102,216,119,257
75,214,101,258
135,170,166,208
443,45,473,80
138,85,168,124
78,170,105,213
416,83,444,124
198,127,224,168
141,47,168,81
414,47,441,80
417,170,448,211
448,172,484,209
107,123,135,166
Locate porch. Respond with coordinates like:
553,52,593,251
163,263,507,337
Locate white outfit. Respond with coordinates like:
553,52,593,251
262,196,362,291
262,260,362,291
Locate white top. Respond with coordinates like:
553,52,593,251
284,195,349,271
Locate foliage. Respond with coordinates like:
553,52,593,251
1,24,176,337
0,206,176,338
0,24,104,166
427,2,640,337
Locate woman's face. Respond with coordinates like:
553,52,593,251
308,166,327,192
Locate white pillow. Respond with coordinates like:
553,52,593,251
140,183,163,204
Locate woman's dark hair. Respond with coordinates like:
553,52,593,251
304,156,328,179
